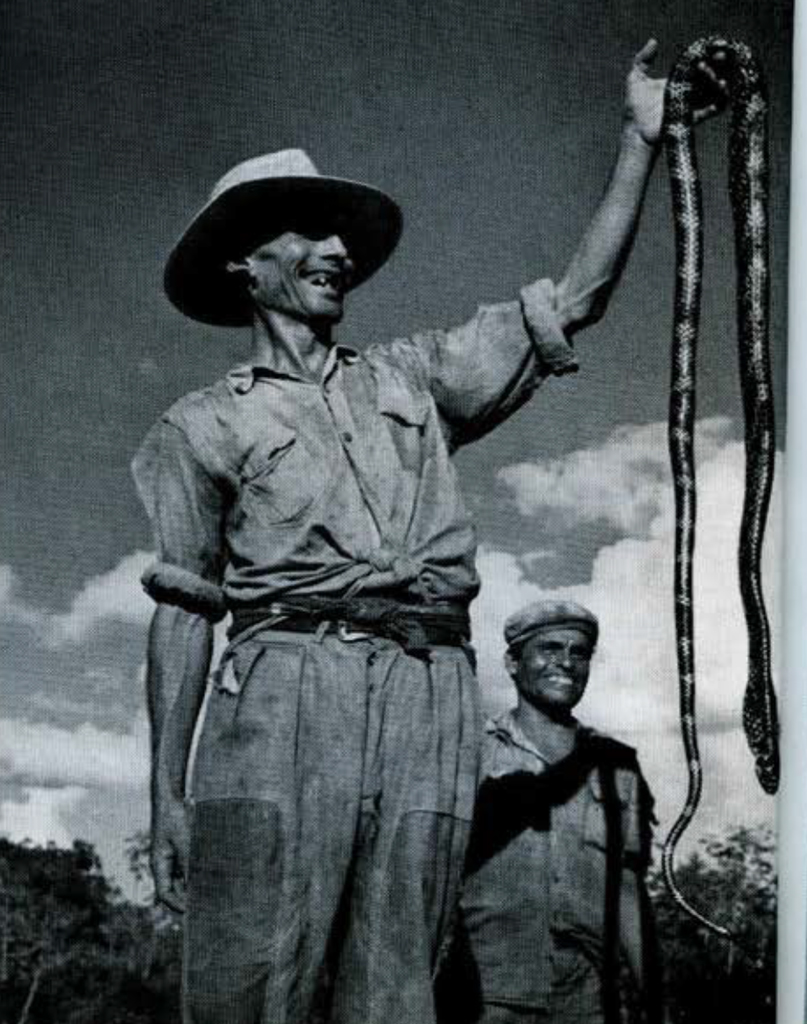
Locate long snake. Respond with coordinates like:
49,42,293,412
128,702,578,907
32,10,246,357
660,37,779,938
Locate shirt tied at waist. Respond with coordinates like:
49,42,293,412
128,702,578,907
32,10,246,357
229,593,471,657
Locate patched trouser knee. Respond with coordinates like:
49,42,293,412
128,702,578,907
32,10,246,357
183,799,286,1024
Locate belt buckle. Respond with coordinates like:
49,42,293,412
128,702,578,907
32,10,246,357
337,621,373,642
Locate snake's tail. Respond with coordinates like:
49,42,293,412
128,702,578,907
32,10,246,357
662,820,767,969
661,811,732,940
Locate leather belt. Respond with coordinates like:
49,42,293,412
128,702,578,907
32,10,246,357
229,597,471,657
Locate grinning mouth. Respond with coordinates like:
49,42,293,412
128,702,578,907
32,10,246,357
299,266,347,293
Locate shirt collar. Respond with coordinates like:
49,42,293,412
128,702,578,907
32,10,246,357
322,343,360,385
487,709,549,763
487,708,585,764
226,345,361,395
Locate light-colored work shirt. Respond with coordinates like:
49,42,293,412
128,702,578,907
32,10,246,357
132,280,577,608
458,711,653,1010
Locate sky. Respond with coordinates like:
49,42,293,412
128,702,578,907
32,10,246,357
0,0,793,899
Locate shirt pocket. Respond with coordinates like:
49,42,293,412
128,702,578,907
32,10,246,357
377,382,430,428
377,378,430,471
240,423,324,526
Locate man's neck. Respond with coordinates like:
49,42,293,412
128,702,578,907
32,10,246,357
249,308,334,381
512,698,578,763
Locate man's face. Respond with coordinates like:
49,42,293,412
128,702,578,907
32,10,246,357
241,231,355,324
507,626,594,715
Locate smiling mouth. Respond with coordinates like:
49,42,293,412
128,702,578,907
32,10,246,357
300,268,346,296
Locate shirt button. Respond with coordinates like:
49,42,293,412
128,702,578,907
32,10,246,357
342,431,353,443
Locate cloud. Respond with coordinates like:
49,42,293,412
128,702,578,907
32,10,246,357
0,699,152,892
0,712,150,791
474,420,782,851
1,551,154,648
0,552,201,894
0,787,88,848
497,416,735,535
45,551,155,646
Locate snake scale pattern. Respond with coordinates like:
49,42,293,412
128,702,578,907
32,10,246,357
660,37,779,937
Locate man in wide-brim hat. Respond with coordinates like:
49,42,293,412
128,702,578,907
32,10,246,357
163,148,403,328
132,40,725,1024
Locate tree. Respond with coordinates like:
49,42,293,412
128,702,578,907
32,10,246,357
648,825,776,1024
0,826,776,1023
0,837,181,1024
0,839,116,1023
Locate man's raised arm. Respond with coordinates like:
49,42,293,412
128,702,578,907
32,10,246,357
375,41,729,450
554,38,728,335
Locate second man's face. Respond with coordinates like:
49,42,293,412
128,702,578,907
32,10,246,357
509,626,594,714
243,231,355,324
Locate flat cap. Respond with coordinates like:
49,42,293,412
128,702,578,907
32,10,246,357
504,599,599,649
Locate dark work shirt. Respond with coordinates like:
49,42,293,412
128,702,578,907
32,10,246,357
459,711,653,1009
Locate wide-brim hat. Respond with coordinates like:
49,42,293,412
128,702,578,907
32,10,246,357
164,149,403,326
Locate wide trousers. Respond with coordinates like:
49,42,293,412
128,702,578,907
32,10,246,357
183,628,481,1024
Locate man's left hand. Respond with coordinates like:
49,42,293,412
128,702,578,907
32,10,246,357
624,37,730,147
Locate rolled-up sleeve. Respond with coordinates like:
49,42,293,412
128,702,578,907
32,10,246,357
381,278,579,449
132,419,226,586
